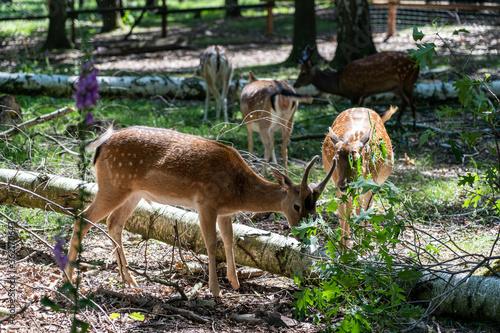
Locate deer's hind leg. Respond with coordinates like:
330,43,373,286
105,193,143,286
65,188,132,283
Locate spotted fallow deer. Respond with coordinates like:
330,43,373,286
295,46,419,127
240,71,313,176
64,126,335,297
199,45,233,122
322,106,397,246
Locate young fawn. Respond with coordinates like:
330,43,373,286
199,45,233,122
322,107,397,246
295,46,419,127
65,126,335,297
240,71,313,176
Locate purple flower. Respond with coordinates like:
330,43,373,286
73,60,100,111
53,237,68,271
85,110,95,126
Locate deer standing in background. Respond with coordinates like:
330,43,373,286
199,45,233,122
295,47,419,127
240,71,313,176
322,107,396,247
0,94,22,126
64,126,335,297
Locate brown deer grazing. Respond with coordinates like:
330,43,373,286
199,45,233,122
322,106,397,247
64,126,335,297
295,47,419,127
240,71,313,176
0,94,23,126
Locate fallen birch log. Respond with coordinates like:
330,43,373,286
413,271,500,322
1,169,500,322
0,169,314,279
0,72,209,100
1,71,498,103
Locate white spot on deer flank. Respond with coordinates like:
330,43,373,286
118,162,122,167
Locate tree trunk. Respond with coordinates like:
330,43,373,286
284,0,319,65
96,0,126,32
330,0,376,69
1,168,500,322
2,72,500,103
225,0,241,18
42,0,72,50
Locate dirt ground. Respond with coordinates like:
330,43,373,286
1,10,500,333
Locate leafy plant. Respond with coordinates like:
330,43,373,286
291,20,500,331
411,22,500,220
292,178,423,332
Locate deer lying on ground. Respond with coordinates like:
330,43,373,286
199,45,233,122
64,126,335,297
240,71,313,176
294,47,419,127
322,106,397,247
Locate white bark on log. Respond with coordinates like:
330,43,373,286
1,71,498,103
0,169,313,279
414,271,500,322
0,72,209,100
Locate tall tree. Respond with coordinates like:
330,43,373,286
285,0,319,65
225,0,241,18
42,0,72,50
96,0,126,32
330,0,377,69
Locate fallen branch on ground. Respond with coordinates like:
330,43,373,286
0,106,75,138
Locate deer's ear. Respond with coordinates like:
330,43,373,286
360,128,373,146
329,127,340,145
271,168,294,188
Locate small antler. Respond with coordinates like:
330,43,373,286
301,155,319,194
298,45,317,64
312,157,336,200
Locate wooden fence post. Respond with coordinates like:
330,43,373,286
387,0,399,37
266,1,275,36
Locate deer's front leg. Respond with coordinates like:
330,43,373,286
259,125,275,174
338,194,354,248
198,210,220,297
217,215,239,290
281,120,293,176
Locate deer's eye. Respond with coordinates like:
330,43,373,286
293,204,300,212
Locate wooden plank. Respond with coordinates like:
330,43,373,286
266,3,274,36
